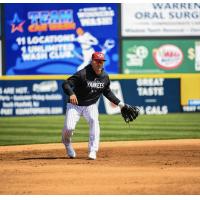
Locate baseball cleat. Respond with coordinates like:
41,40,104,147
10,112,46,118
66,145,76,158
88,151,96,160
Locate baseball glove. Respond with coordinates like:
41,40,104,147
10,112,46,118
121,104,140,123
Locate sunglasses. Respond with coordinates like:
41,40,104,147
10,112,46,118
94,60,105,64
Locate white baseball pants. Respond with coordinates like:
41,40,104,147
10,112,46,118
62,103,100,152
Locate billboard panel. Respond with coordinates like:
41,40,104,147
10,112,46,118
181,75,200,112
4,3,119,75
0,80,65,116
0,78,180,116
122,3,200,37
98,78,181,114
122,39,200,74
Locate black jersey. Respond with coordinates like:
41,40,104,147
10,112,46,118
62,64,120,106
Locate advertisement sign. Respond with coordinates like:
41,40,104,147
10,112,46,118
181,75,200,113
122,39,200,74
0,77,180,117
182,105,200,112
4,3,119,75
99,78,181,115
0,80,65,116
122,3,200,37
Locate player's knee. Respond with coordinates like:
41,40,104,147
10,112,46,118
62,128,73,137
89,117,99,125
65,123,76,132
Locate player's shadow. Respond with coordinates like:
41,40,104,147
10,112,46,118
19,156,65,160
19,156,86,160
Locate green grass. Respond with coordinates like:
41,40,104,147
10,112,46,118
0,113,200,146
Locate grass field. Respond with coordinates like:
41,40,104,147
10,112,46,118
0,113,200,146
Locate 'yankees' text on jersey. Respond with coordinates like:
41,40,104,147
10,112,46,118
62,64,120,106
87,81,104,89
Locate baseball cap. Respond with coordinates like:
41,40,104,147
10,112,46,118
92,52,106,61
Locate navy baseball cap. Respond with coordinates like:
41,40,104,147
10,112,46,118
92,52,106,61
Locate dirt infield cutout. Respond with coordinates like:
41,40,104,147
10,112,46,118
0,139,200,194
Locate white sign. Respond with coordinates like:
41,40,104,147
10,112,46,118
195,41,200,71
103,81,124,115
122,3,200,36
153,44,183,69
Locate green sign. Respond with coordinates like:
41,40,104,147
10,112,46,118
122,39,200,74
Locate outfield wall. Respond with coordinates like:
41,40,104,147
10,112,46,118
0,3,200,116
0,74,199,116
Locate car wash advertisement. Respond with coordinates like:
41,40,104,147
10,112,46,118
122,39,200,74
4,3,119,75
0,80,65,116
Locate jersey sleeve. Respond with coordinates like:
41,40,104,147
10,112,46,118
62,72,81,96
103,77,120,105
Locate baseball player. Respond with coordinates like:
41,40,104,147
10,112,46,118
62,52,126,160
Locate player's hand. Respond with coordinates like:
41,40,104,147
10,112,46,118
70,94,78,105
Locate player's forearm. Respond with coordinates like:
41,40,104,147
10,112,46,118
62,80,75,96
103,90,121,106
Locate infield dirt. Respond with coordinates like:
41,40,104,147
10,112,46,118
0,139,200,194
